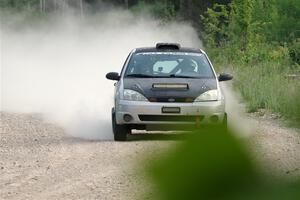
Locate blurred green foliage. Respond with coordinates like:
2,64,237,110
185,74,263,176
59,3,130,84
130,0,176,23
0,0,39,11
202,0,300,45
146,127,300,200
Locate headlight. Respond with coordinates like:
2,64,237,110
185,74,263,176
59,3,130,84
194,89,219,102
123,89,148,101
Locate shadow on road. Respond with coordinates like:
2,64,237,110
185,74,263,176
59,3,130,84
127,132,187,141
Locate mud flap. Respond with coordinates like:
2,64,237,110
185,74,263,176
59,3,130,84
195,116,201,128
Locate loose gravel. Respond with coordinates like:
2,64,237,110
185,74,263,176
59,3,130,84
1,111,299,200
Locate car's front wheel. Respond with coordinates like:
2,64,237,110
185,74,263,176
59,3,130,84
111,108,129,141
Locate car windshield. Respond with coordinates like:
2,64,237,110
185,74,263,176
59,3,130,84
124,52,215,78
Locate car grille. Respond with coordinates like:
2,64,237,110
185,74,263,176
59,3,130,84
138,115,204,122
148,97,195,103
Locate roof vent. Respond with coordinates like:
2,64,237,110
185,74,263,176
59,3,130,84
156,43,181,50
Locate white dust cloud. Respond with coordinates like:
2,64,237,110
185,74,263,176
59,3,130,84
221,82,257,137
1,10,202,140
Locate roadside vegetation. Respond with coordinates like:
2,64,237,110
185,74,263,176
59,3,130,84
201,0,300,126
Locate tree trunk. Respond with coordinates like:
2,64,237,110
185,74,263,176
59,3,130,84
40,0,43,12
54,0,57,11
124,0,129,9
44,0,46,12
62,0,65,16
79,0,83,17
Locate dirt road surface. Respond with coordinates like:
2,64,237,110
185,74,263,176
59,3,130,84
1,110,300,199
0,112,172,200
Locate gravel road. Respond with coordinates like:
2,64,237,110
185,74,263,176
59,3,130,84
248,115,300,178
1,110,299,199
0,112,172,200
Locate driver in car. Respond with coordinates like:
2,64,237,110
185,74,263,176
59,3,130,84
177,59,198,76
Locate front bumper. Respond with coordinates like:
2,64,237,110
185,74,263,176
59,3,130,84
115,99,225,125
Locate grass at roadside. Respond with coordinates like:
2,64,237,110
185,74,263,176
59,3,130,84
209,48,300,128
234,63,300,120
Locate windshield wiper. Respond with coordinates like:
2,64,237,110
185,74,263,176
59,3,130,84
169,74,199,78
126,74,155,78
126,74,199,78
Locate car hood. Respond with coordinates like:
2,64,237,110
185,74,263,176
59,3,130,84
123,78,217,102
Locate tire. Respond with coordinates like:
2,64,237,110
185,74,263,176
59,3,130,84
111,108,129,141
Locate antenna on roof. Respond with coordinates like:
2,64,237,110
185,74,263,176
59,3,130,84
156,43,181,50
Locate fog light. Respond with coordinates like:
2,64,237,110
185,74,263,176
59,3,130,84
123,114,133,122
210,115,219,123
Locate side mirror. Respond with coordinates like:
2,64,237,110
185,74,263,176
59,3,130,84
106,72,120,81
218,73,233,82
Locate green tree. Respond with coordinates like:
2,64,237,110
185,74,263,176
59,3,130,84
201,3,230,47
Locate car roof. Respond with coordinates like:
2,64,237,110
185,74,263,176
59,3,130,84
133,43,203,54
134,47,202,54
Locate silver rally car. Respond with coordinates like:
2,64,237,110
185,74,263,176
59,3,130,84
106,43,233,141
